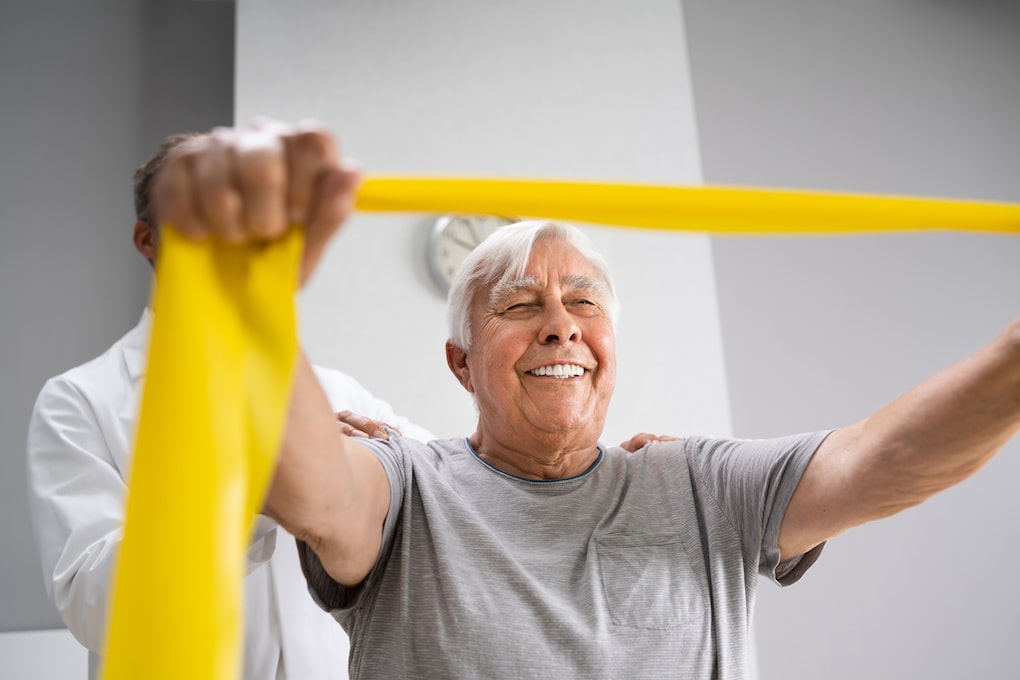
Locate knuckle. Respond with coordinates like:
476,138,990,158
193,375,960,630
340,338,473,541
290,129,335,160
238,151,286,192
196,184,237,214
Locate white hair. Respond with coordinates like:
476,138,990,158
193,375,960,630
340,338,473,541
446,220,621,350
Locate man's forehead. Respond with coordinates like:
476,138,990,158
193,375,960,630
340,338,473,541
512,242,600,288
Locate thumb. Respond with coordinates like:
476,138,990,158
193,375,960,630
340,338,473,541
300,161,362,286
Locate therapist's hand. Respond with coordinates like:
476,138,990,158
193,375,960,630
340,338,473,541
152,120,360,286
619,432,681,452
335,410,401,440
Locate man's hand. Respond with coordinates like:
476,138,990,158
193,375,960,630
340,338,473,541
152,121,360,286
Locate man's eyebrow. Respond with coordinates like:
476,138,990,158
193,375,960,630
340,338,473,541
562,274,606,296
489,274,607,306
489,276,541,305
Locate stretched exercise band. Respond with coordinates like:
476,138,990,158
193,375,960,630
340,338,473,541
356,177,1020,234
103,228,302,680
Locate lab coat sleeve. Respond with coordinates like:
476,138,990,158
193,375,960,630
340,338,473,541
26,375,279,653
26,376,126,652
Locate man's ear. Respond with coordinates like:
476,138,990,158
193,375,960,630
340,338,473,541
133,220,159,264
445,341,474,394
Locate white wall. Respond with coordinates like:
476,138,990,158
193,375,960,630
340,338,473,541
236,0,733,448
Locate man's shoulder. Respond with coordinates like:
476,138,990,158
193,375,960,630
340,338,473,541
603,438,692,465
365,434,459,455
360,435,464,472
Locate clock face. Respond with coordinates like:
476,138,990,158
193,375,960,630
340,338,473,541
427,215,515,294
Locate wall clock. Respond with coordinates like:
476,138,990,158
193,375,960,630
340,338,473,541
426,214,515,294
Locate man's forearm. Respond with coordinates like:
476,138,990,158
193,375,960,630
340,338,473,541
265,352,390,586
782,318,1020,559
855,318,1020,517
266,353,350,538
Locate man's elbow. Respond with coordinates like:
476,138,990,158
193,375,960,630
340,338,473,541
304,525,382,588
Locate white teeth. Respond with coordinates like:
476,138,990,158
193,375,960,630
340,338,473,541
529,364,585,378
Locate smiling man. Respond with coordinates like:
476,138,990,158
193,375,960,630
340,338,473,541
155,123,1020,680
282,221,831,678
444,229,619,480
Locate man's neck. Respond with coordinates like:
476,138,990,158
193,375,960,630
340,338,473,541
468,430,601,480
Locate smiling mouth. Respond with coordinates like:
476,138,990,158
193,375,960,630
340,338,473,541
528,363,586,378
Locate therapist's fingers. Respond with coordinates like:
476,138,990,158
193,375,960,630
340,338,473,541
618,432,681,453
336,410,395,440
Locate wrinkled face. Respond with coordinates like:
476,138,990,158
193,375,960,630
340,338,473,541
455,236,616,450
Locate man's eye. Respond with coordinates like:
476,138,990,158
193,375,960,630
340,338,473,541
569,299,603,315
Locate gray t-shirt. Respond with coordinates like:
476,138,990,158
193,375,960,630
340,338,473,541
301,432,829,679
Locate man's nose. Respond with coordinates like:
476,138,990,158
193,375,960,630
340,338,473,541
539,304,580,345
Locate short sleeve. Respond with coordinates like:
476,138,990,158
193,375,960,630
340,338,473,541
685,430,832,584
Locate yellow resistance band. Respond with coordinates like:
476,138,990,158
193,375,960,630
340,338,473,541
101,177,1017,680
102,228,301,680
355,177,1020,234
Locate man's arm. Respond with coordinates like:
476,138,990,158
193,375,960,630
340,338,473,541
265,355,392,587
153,122,391,587
780,318,1020,560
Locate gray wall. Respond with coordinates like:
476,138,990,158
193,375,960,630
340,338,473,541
685,1,1020,678
0,0,234,632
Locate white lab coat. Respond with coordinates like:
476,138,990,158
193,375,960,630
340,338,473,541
26,310,434,679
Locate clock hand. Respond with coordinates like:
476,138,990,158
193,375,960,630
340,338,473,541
445,234,476,250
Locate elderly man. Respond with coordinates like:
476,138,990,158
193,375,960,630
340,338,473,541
155,123,1020,679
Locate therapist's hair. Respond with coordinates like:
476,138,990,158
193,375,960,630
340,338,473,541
132,132,202,224
447,220,620,351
